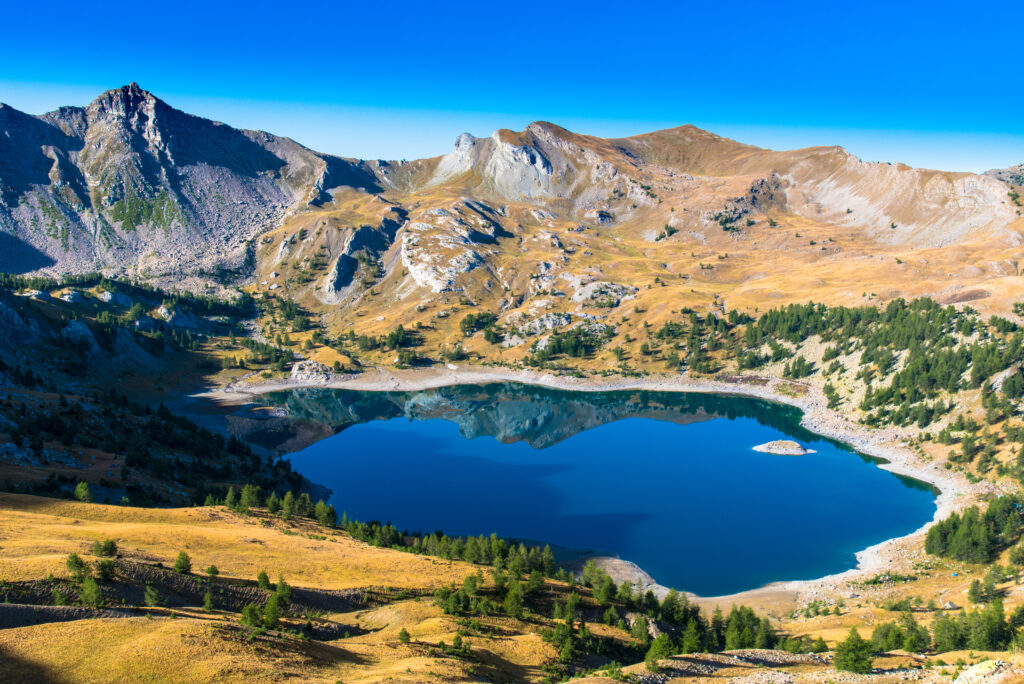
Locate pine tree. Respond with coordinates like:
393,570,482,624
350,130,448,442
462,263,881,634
143,583,164,607
754,617,776,649
224,487,237,509
92,539,117,557
174,551,192,574
66,553,87,582
281,491,295,519
296,493,313,517
681,619,702,653
631,615,651,646
202,590,213,612
263,594,280,629
257,570,271,590
79,574,104,608
398,627,411,644
724,619,743,650
645,633,674,672
710,606,725,651
314,499,333,526
661,589,681,624
503,580,524,618
240,603,261,628
899,611,930,652
266,492,281,515
968,579,986,604
834,628,873,674
541,545,555,575
95,559,115,582
276,574,291,606
238,484,262,514
74,481,92,503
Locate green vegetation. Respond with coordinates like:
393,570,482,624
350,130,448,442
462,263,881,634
92,539,117,557
834,628,873,673
459,312,497,336
925,495,1023,563
174,551,192,574
107,191,182,232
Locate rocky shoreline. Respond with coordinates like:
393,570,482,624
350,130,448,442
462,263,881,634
201,364,992,606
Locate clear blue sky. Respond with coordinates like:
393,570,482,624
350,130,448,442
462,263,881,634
2,0,1021,172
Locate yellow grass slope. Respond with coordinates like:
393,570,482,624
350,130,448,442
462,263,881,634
0,493,560,683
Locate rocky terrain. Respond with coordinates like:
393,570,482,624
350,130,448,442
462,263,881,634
0,84,379,278
3,84,1023,326
6,85,1024,683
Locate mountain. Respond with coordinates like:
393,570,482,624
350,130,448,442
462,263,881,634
0,83,379,277
987,162,1024,189
2,84,1023,321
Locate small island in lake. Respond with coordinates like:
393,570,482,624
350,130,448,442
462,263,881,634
752,440,817,456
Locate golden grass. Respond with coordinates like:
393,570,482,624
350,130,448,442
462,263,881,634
0,493,473,590
0,493,569,683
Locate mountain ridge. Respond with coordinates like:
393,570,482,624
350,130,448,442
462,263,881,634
1,84,1022,312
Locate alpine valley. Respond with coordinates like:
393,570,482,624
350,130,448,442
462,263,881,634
3,84,1024,683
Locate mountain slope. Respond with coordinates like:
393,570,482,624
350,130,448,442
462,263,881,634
3,84,1024,322
0,84,378,277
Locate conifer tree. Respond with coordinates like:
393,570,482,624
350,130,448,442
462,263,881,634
79,574,104,608
645,633,674,672
503,580,524,618
66,553,87,582
834,628,873,674
74,481,92,503
174,551,192,574
143,583,164,607
276,574,291,606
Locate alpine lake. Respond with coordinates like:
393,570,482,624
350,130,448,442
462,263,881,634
260,383,936,597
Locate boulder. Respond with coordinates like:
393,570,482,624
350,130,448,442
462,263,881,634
96,290,132,308
290,360,331,384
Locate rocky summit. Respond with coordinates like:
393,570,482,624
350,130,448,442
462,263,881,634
0,83,379,278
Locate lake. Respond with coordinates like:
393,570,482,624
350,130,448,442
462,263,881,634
269,383,936,596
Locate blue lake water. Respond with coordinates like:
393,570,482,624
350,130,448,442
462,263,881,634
272,383,936,596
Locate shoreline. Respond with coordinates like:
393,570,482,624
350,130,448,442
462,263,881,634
199,364,993,606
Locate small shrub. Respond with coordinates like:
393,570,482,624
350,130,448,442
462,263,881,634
173,551,192,575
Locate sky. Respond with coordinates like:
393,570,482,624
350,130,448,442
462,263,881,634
1,0,1021,172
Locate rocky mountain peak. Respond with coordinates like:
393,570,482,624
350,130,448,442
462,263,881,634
88,82,160,117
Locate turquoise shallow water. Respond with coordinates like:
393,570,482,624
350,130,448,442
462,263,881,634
274,383,936,596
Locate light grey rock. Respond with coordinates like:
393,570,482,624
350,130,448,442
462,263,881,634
96,289,132,307
0,300,39,345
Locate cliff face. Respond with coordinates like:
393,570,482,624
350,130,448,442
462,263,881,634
0,84,378,277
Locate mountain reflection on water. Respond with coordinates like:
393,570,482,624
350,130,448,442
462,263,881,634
249,382,829,452
244,383,936,596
